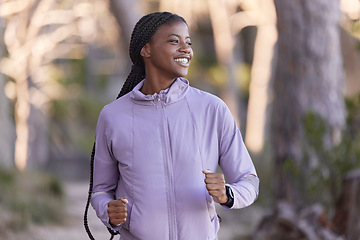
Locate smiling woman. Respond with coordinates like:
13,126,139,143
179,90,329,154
139,20,193,94
84,11,259,240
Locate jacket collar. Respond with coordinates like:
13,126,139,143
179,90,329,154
130,77,189,106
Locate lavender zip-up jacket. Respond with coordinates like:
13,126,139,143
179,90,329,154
91,77,259,240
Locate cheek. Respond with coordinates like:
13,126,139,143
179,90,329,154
155,48,173,60
151,50,167,63
187,48,194,59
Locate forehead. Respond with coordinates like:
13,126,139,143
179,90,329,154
150,21,190,40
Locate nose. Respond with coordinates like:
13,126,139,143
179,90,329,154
179,42,191,54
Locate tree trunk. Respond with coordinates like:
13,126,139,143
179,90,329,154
332,169,360,240
340,27,360,98
271,0,345,206
108,0,143,89
254,200,345,240
159,0,193,25
208,0,241,128
0,18,15,168
26,104,49,169
245,0,277,153
109,0,142,55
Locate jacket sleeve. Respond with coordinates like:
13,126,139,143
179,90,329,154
218,102,259,209
90,107,121,231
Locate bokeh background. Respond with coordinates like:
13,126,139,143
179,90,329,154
0,0,360,239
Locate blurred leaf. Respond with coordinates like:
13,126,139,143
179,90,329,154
300,95,360,209
0,168,65,228
352,20,360,40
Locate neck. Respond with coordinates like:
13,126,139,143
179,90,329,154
140,61,180,95
141,77,177,95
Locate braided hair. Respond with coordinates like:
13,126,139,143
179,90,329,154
84,12,187,240
117,11,187,99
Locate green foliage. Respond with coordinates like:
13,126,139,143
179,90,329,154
236,63,251,99
56,58,87,86
0,168,65,229
207,65,228,87
352,19,360,40
196,52,218,69
283,157,302,178
302,96,360,209
356,42,360,52
49,58,105,154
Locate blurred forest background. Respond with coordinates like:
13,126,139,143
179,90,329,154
0,0,360,239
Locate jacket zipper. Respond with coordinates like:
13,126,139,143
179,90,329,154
158,97,177,240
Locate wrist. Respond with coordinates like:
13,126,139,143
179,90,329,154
220,195,229,204
220,186,234,208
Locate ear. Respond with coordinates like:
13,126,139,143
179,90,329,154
140,43,151,58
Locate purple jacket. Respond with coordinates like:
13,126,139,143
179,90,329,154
91,78,259,240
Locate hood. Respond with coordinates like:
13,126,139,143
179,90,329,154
130,77,189,106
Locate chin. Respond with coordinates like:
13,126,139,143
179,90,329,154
177,70,189,78
168,68,189,79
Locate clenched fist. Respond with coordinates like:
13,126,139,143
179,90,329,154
108,197,128,226
203,170,228,204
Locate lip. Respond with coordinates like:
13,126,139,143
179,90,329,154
174,56,191,66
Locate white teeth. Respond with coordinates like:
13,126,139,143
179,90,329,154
175,58,189,63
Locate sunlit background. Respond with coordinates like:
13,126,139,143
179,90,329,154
0,0,359,239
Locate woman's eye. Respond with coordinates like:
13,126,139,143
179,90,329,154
169,39,192,46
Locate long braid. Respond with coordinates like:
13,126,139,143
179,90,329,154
84,143,96,240
116,66,145,99
84,12,187,240
85,144,120,240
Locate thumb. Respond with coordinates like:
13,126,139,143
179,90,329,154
202,169,212,174
118,196,129,204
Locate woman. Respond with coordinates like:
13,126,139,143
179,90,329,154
85,11,259,240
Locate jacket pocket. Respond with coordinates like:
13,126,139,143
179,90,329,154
206,195,219,239
206,192,216,220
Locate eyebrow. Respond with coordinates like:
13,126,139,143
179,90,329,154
168,34,191,39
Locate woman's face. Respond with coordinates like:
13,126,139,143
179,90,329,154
142,21,193,80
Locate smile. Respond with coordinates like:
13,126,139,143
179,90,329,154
174,58,190,64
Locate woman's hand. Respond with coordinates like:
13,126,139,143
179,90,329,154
203,170,228,204
107,197,128,226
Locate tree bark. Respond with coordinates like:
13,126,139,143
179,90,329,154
332,169,360,239
208,0,241,128
340,27,360,98
271,0,345,206
244,0,277,153
108,0,143,88
0,18,15,168
109,0,142,55
1,0,81,170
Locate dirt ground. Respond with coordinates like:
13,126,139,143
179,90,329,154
5,181,263,240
